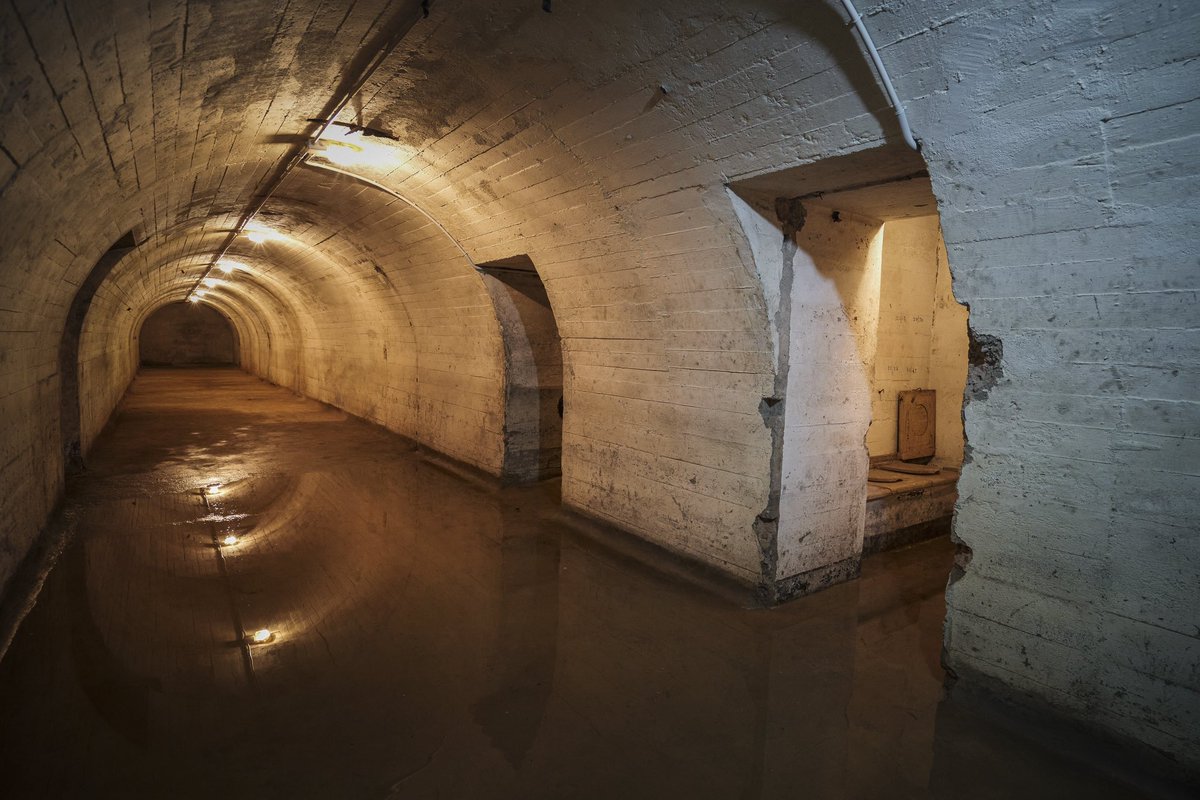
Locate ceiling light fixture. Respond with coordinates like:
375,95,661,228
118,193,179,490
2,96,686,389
244,223,282,244
310,126,401,171
250,628,275,644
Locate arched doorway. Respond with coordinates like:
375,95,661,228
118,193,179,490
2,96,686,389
59,231,138,473
476,255,564,485
730,144,969,599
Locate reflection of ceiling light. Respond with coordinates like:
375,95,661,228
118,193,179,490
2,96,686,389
206,483,222,496
222,534,238,546
216,259,246,274
311,127,401,170
202,277,222,288
246,230,268,244
251,628,274,644
188,296,200,303
195,289,208,298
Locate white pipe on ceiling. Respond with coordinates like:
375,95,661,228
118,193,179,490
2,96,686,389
839,0,920,151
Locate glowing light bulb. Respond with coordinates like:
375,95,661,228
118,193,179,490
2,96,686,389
206,483,221,496
221,534,238,546
252,628,273,643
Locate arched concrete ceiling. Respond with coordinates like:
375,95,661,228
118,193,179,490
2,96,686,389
0,0,907,585
4,0,1198,776
3,0,910,585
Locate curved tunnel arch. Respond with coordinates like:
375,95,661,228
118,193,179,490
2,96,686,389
31,0,896,595
75,161,510,470
51,0,814,585
3,3,1193,775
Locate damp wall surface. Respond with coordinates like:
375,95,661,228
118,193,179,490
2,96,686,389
0,0,1195,774
914,5,1200,774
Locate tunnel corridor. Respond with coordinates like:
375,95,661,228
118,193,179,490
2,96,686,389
0,368,1146,798
1,0,1197,795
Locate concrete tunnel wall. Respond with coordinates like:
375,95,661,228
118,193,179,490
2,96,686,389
0,0,1196,776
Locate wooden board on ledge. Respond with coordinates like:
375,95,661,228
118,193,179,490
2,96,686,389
879,460,941,476
898,389,936,461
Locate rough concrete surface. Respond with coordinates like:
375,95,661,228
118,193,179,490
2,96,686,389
0,0,1196,781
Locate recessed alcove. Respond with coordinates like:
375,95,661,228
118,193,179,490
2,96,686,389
730,146,969,591
476,255,564,484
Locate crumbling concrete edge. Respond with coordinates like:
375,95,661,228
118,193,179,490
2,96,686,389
752,196,808,604
774,554,863,604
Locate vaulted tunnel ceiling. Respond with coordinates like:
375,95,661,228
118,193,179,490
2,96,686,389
5,0,899,327
5,0,923,582
4,0,1199,778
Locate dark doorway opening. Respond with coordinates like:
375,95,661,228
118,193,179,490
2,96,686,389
477,255,563,484
59,231,138,474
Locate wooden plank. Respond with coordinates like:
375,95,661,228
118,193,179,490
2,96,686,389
879,460,942,476
867,484,893,501
898,388,936,460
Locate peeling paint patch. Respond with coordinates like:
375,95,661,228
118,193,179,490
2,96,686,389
773,196,807,241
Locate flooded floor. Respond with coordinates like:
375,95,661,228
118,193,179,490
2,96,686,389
0,369,1144,798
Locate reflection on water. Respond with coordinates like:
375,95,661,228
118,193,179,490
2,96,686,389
0,370,1143,799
